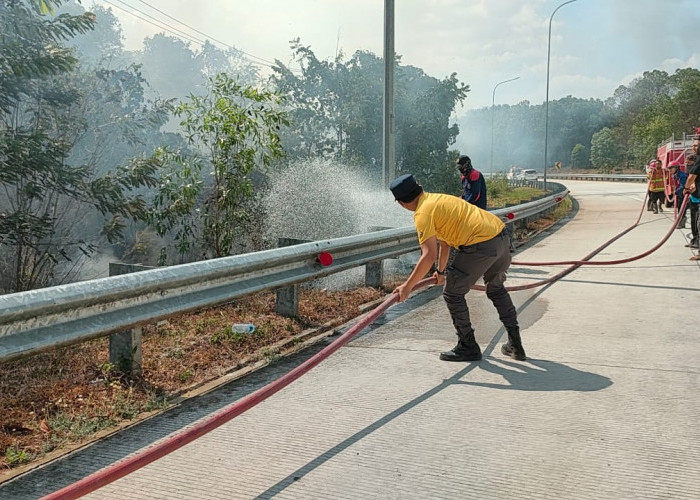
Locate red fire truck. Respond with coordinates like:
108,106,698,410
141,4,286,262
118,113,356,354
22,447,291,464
656,127,700,171
656,128,699,201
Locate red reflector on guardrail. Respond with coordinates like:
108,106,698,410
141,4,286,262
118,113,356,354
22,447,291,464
556,197,562,202
316,252,333,267
506,213,515,220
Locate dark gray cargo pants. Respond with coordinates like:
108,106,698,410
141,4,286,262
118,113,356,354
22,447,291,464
443,230,518,343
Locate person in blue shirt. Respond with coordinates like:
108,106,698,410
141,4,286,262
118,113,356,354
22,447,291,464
683,148,700,255
668,161,688,228
456,155,487,209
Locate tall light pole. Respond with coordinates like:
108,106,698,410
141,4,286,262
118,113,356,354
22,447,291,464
491,76,520,175
382,0,395,187
544,0,577,192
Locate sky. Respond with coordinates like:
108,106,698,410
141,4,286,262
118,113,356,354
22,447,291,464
95,0,700,115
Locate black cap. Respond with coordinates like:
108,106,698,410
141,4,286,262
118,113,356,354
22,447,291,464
390,174,422,202
457,155,471,166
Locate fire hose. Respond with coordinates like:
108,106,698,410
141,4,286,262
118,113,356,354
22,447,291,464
42,277,436,500
43,180,682,498
478,181,690,292
510,194,690,268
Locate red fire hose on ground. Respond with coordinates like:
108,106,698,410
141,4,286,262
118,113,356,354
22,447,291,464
42,278,436,500
512,196,689,267
44,181,683,498
487,187,690,293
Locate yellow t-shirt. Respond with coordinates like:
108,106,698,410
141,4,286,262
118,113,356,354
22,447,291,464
413,192,505,248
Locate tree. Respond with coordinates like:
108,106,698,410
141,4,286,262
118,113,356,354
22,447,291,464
668,68,700,134
597,68,700,169
196,40,258,85
627,104,675,166
63,2,126,67
271,39,351,162
456,95,609,175
0,0,94,114
342,51,384,167
606,69,672,129
139,34,204,101
0,1,162,292
137,34,260,105
590,127,622,173
394,67,468,189
544,97,609,168
0,96,162,293
571,144,586,169
428,148,462,197
149,74,288,262
271,41,468,185
62,64,171,175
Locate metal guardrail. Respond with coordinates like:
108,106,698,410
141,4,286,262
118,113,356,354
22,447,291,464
546,173,646,182
0,183,569,363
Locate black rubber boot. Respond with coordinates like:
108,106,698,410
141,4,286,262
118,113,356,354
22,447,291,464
501,327,526,361
440,331,482,361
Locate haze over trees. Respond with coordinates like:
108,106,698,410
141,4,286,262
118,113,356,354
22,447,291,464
0,0,163,292
1,0,699,294
457,68,700,173
271,40,469,192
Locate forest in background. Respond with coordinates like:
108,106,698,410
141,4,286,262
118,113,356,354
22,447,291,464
2,0,700,294
458,68,700,174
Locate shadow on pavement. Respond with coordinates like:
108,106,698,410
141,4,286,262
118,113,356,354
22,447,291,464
253,239,613,499
252,361,482,500
462,357,613,392
252,355,612,500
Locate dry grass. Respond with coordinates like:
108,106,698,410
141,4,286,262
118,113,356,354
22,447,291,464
526,197,572,234
0,284,395,473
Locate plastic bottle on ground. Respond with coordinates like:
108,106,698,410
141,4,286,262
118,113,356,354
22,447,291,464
232,323,255,334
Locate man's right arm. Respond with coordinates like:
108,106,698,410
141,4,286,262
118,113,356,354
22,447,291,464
687,157,700,191
685,174,696,193
685,161,698,192
393,236,438,302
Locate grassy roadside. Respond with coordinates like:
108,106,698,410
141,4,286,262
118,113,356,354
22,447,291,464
0,284,399,476
513,196,573,244
1,184,569,476
487,177,542,208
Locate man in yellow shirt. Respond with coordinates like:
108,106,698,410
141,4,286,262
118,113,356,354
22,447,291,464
390,174,525,361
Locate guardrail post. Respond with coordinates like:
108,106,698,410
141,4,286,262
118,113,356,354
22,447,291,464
276,238,308,317
365,226,392,287
502,205,518,252
365,261,383,288
108,263,153,375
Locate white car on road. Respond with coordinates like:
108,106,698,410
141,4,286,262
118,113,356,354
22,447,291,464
518,169,538,181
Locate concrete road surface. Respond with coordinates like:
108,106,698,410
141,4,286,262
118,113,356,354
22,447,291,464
2,180,699,500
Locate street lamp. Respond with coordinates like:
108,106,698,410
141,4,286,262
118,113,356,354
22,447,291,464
543,0,577,192
383,0,395,187
491,76,520,175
